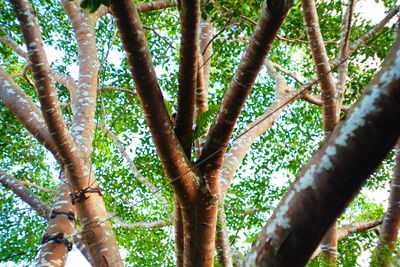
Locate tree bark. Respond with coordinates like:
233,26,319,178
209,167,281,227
372,141,400,266
243,33,400,266
37,184,75,266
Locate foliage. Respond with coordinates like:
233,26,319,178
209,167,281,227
0,0,398,265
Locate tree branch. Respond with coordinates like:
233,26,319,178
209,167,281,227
216,205,233,267
110,0,198,202
311,218,383,259
199,0,294,186
37,184,75,266
99,86,136,95
0,169,51,219
301,93,350,111
62,0,99,157
0,65,61,161
302,0,338,135
243,34,400,266
95,0,177,20
109,212,172,229
19,180,56,193
174,0,200,156
10,0,83,175
373,141,400,266
336,0,356,111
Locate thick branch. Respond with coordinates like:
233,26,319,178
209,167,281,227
0,35,28,58
110,0,198,202
37,184,75,266
243,35,400,266
0,169,51,219
0,65,61,161
174,0,200,156
10,0,84,176
199,0,294,184
302,0,338,135
62,0,99,156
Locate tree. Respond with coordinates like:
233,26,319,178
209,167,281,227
0,0,399,266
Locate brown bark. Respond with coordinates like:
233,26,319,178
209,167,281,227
37,184,75,266
174,0,200,156
243,33,400,266
62,0,99,156
302,0,338,136
110,0,198,202
199,0,294,204
373,141,400,266
0,66,61,162
11,1,123,265
320,3,355,263
95,0,177,19
216,205,233,267
174,199,184,267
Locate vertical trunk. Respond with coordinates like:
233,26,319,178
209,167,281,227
372,141,400,266
175,199,184,267
37,184,75,266
181,196,218,266
216,205,233,267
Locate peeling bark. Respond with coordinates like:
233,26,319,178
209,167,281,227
10,1,123,265
373,141,400,266
243,34,400,266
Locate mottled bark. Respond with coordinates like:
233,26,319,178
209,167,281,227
302,0,338,136
174,0,200,156
11,1,123,265
243,34,400,266
0,169,51,218
320,2,355,262
110,0,198,202
0,66,61,162
199,0,294,207
216,205,233,267
37,184,75,267
62,0,99,156
373,142,400,266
